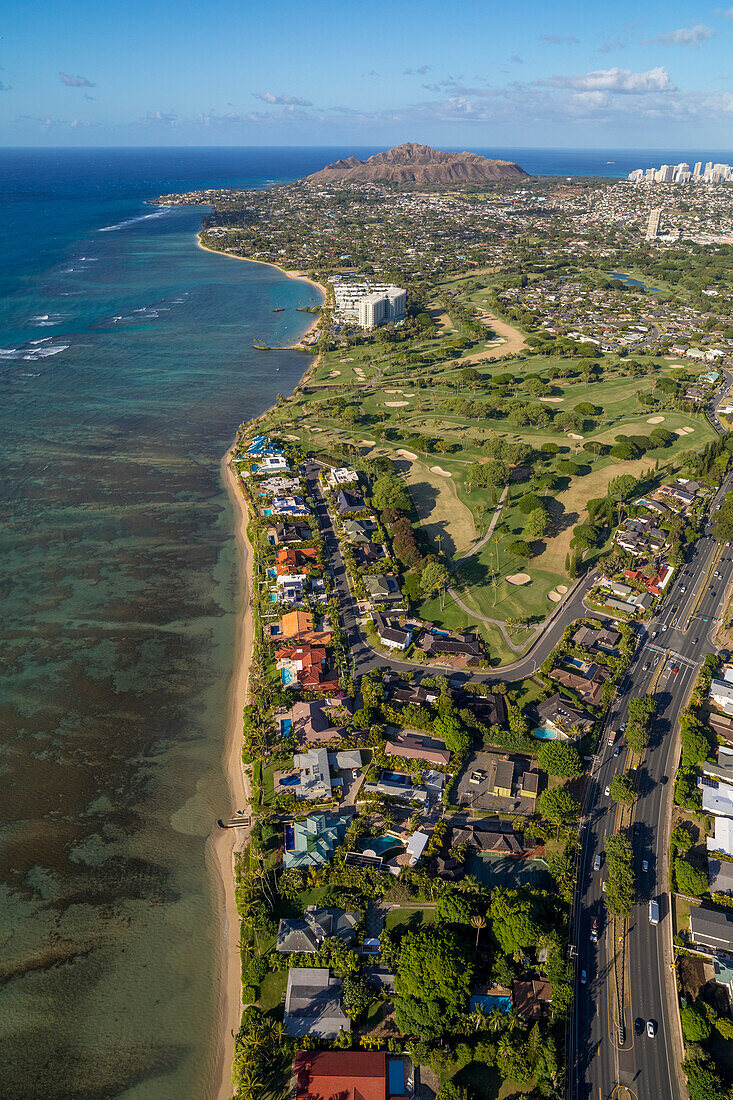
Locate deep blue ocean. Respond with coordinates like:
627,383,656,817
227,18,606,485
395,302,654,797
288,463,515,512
0,144,727,1099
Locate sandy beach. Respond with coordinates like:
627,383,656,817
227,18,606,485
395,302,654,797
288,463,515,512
209,450,256,1100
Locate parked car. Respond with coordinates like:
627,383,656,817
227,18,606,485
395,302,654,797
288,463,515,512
635,1018,644,1036
590,918,599,943
614,746,621,757
647,1019,657,1038
642,859,649,872
580,969,587,985
604,785,611,796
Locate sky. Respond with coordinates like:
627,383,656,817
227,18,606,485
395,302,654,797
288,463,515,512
2,0,733,148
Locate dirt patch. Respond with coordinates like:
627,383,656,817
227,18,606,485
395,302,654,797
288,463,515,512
682,426,694,434
339,357,353,362
506,573,531,586
647,416,665,424
428,303,456,333
385,401,409,407
430,466,452,478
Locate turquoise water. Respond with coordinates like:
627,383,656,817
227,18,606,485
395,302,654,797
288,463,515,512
533,728,558,740
608,272,663,293
470,994,512,1014
0,150,323,1099
387,1057,405,1095
360,835,404,856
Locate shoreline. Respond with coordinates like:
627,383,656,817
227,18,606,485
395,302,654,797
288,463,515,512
196,233,327,349
209,448,255,1100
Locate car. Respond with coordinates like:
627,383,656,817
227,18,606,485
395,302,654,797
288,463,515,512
647,1019,657,1038
601,879,606,892
635,1018,644,1036
662,624,668,631
605,785,611,796
620,723,626,732
671,665,679,675
680,586,686,593
651,630,658,638
693,637,699,644
594,854,602,871
712,592,716,598
590,918,599,943
642,859,649,872
580,969,587,985
614,746,621,757
643,663,650,671
608,735,615,746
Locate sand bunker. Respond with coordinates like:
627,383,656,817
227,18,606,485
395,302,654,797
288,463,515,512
283,434,299,441
339,357,353,362
682,426,694,434
430,466,452,478
360,439,376,446
539,396,564,403
353,367,365,377
647,416,665,424
329,370,341,377
548,591,562,603
568,433,584,440
557,585,568,594
385,389,400,393
385,401,409,407
506,573,531,586
674,428,686,436
397,449,417,460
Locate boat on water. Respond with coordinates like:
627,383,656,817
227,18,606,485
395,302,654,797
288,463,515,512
272,307,285,312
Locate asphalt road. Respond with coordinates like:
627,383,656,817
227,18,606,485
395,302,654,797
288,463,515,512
571,473,733,1100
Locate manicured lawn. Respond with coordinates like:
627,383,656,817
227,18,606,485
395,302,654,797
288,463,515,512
674,894,692,936
384,906,436,933
258,969,288,1013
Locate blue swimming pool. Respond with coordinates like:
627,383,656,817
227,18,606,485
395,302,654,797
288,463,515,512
284,823,295,851
533,728,558,740
387,1058,405,1097
279,718,293,736
264,507,274,516
566,657,585,669
360,835,404,857
381,770,411,786
279,775,300,787
282,668,295,685
470,993,511,1014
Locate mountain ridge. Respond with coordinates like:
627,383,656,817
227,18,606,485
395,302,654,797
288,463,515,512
305,142,529,187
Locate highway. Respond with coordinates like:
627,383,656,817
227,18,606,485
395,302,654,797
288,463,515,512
571,471,733,1100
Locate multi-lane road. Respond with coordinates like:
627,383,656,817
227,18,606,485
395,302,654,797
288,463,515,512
571,471,733,1100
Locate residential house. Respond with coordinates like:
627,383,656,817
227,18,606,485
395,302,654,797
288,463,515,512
549,667,604,706
268,610,332,645
324,466,360,490
700,749,733,787
364,574,402,604
266,522,312,546
278,699,350,744
276,907,359,954
534,693,594,737
571,625,621,651
342,519,377,544
373,612,412,651
701,780,733,818
422,633,484,663
513,980,553,1021
270,496,310,517
713,956,733,998
708,712,733,744
384,730,451,767
275,573,307,604
363,772,428,805
283,813,347,869
707,817,733,858
292,1052,396,1100
708,859,733,897
519,770,540,801
292,747,336,801
276,644,339,692
276,546,319,574
459,691,507,726
405,830,430,867
390,684,439,707
689,907,733,954
488,758,514,798
283,968,350,1038
336,489,367,515
710,679,733,716
257,476,300,496
443,820,530,858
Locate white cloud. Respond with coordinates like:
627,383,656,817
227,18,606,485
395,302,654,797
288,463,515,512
253,91,312,106
645,24,713,46
539,34,579,44
60,72,95,87
537,66,675,94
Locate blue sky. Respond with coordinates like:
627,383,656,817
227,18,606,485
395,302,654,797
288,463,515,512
2,0,733,147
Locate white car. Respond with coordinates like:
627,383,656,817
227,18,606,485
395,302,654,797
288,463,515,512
647,1020,657,1038
605,785,611,796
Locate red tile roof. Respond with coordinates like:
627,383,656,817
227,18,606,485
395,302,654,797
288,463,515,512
293,1051,387,1100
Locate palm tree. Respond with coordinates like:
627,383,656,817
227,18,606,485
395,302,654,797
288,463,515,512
471,914,487,949
487,1006,506,1033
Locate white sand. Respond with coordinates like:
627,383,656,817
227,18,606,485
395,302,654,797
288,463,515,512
385,389,400,393
539,396,563,403
339,357,353,362
674,428,686,436
283,434,299,441
548,591,562,603
360,439,376,446
647,416,665,424
328,370,341,377
557,584,568,594
682,426,694,434
385,401,409,407
430,465,452,478
397,449,417,460
568,433,584,440
353,367,365,376
506,573,531,586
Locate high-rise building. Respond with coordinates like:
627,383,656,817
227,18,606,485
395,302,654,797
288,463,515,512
693,162,702,178
332,279,407,329
646,208,662,240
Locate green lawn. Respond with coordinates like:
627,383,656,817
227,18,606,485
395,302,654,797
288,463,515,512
384,906,437,933
258,969,288,1013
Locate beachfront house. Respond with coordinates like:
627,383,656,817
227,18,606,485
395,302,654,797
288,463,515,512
276,906,359,954
283,814,347,869
283,968,350,1038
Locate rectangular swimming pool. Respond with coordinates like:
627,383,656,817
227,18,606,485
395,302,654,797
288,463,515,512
387,1058,405,1097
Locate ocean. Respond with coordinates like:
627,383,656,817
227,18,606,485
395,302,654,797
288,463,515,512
0,143,728,1099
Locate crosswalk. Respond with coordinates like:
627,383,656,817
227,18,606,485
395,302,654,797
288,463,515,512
644,642,699,669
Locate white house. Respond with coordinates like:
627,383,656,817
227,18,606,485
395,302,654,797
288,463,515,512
711,679,733,716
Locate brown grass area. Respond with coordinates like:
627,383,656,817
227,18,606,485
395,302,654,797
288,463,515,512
530,458,649,574
402,458,476,558
460,310,527,363
427,302,456,332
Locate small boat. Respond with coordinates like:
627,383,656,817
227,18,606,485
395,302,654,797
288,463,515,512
272,307,285,313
